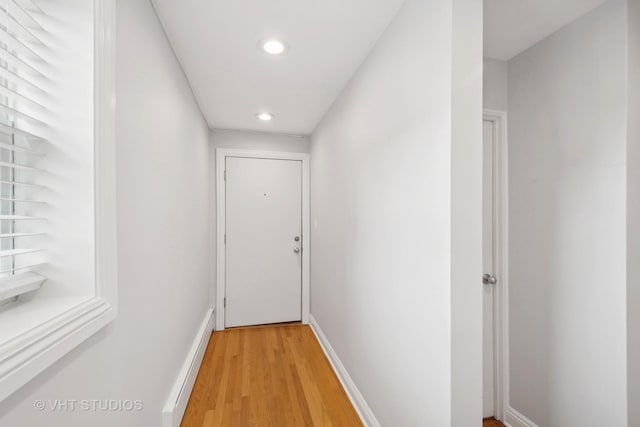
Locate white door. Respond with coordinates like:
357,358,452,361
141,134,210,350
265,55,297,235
483,120,496,418
225,157,303,328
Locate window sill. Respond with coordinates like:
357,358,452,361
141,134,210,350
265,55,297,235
0,294,91,343
0,296,116,401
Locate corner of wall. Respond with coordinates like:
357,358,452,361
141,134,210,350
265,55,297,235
450,0,484,425
628,0,640,424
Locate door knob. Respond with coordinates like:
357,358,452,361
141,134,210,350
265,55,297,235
294,236,300,242
483,274,497,285
293,247,300,254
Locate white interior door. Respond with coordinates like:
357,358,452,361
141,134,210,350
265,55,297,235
225,157,303,328
483,120,496,418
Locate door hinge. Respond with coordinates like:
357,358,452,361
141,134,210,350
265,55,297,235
224,170,227,181
224,297,226,308
224,233,226,244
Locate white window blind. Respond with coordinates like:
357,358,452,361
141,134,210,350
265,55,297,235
0,0,46,304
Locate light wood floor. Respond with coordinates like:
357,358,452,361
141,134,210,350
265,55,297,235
181,324,362,427
483,417,506,427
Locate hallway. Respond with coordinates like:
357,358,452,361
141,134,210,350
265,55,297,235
0,1,635,426
181,325,361,426
182,324,507,427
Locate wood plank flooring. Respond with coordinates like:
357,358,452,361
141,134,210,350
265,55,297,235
483,417,506,427
181,324,362,427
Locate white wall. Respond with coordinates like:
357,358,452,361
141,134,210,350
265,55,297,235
508,1,628,425
0,0,211,425
450,0,483,425
628,0,640,425
210,129,309,153
208,130,309,313
483,58,507,111
310,0,482,424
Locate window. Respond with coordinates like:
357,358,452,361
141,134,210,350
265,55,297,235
0,0,116,402
0,0,48,310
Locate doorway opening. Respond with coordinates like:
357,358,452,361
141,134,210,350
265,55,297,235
482,110,508,423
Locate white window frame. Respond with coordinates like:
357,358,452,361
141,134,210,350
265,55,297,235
0,0,117,401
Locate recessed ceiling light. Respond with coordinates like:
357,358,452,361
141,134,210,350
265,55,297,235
259,38,287,55
256,112,274,121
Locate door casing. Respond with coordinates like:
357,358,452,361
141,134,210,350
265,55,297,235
215,149,310,331
483,109,509,421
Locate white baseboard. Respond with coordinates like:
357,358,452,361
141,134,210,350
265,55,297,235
504,406,538,427
162,308,214,427
309,315,380,427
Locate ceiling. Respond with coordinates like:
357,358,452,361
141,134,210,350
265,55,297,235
152,0,405,135
484,0,609,60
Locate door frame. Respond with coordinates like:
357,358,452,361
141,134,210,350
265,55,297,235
483,109,509,421
215,148,310,331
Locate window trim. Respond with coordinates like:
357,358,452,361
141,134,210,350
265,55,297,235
0,0,117,402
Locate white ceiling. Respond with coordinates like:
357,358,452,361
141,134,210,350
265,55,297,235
484,0,609,60
152,0,405,135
